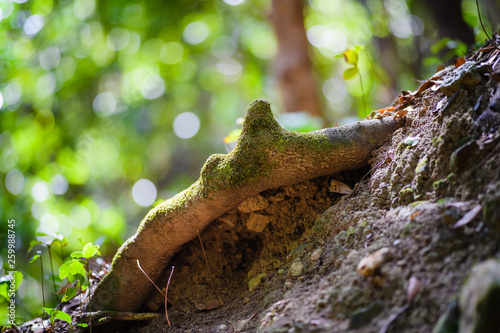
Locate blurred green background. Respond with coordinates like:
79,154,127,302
0,0,495,325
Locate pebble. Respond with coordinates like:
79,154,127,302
311,248,323,261
290,262,304,277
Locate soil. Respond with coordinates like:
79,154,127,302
11,42,500,333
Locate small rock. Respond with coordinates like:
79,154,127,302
218,324,228,330
357,247,390,276
290,262,304,277
246,213,270,232
238,194,269,213
459,259,500,333
311,248,323,261
233,319,249,332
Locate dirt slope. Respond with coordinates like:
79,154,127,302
118,43,500,333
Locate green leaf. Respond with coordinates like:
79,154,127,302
343,67,359,80
43,307,72,326
82,243,99,259
70,260,86,277
77,323,89,327
28,240,43,253
54,310,72,325
343,49,358,66
62,287,77,302
0,282,8,301
59,261,72,279
29,254,41,263
71,251,83,258
12,272,22,291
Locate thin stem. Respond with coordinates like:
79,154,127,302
359,72,367,116
47,245,59,301
60,242,64,261
87,259,92,333
475,0,493,44
39,251,47,332
165,266,174,328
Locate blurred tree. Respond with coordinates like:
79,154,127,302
269,0,323,119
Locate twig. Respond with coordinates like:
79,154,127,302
197,230,222,305
137,260,174,327
165,266,174,328
379,304,410,333
475,0,500,51
137,260,165,298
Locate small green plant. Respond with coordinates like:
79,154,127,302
59,242,100,331
29,233,68,300
341,45,367,116
30,241,100,331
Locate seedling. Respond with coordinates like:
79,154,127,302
342,46,367,116
59,242,100,332
29,233,68,299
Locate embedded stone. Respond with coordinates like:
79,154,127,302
238,194,269,213
246,213,270,232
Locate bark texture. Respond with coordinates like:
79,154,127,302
91,100,404,312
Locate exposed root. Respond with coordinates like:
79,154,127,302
91,100,404,312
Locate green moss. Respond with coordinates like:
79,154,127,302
433,179,447,190
248,272,266,290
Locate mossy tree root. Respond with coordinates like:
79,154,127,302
91,100,404,312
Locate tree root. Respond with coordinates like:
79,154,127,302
91,100,404,312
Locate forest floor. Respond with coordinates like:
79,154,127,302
13,42,500,333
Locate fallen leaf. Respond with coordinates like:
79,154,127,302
414,79,435,96
374,106,395,114
407,276,422,303
393,109,408,120
455,57,466,68
453,204,482,228
403,135,420,146
329,180,353,194
410,211,422,220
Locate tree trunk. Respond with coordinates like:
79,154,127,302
269,0,323,118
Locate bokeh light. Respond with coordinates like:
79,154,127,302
173,112,201,139
5,168,24,195
132,178,157,207
70,204,91,229
183,21,209,45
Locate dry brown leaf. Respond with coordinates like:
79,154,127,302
329,180,353,194
453,204,482,228
455,57,466,68
414,79,435,96
357,247,390,276
393,109,408,120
